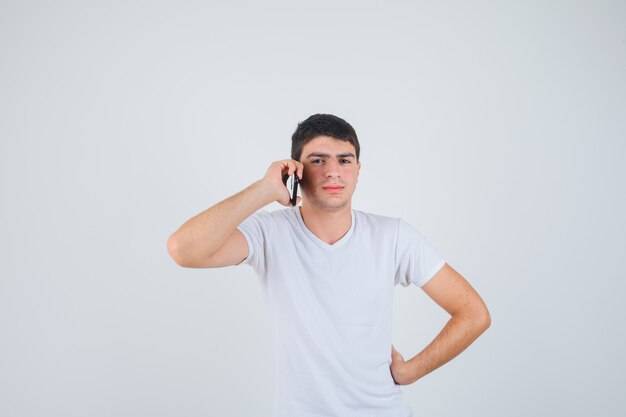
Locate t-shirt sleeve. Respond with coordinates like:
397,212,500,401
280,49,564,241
236,210,272,276
394,218,446,287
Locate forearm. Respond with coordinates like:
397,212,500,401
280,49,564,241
402,313,489,384
167,180,273,265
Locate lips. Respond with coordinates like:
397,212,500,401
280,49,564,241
322,185,344,193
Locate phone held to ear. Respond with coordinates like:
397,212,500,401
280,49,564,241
282,172,299,206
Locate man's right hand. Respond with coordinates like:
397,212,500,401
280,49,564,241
260,159,304,206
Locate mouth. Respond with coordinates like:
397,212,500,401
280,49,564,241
322,185,344,193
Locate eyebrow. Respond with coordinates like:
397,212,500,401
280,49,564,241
305,152,356,159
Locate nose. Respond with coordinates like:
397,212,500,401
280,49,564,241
324,159,341,178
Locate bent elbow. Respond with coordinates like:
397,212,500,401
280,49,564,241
478,305,491,333
167,234,186,267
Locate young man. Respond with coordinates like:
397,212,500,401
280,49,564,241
167,114,491,417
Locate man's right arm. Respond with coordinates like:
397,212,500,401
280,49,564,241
166,160,303,268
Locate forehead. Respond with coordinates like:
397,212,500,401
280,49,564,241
301,135,356,155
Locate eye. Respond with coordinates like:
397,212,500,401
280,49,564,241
341,159,351,164
311,159,323,164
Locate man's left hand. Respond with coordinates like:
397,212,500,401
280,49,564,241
390,344,411,385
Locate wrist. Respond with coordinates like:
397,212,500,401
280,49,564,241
401,357,421,385
250,179,278,206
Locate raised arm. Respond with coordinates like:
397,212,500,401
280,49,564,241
167,160,303,268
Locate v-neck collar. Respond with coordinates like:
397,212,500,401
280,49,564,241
295,206,355,250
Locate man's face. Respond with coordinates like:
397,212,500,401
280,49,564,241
299,135,361,211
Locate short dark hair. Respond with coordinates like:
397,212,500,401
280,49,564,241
291,114,360,162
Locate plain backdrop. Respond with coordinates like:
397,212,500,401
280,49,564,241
1,1,625,416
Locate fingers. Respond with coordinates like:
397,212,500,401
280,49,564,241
282,159,303,179
390,345,405,364
391,344,401,357
264,159,304,206
296,161,303,179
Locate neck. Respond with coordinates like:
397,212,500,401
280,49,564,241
299,203,352,245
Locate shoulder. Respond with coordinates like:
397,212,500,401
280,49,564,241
249,206,293,218
267,206,298,222
244,206,297,226
355,208,398,223
354,209,400,232
238,208,296,243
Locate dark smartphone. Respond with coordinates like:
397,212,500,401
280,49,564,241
283,172,299,206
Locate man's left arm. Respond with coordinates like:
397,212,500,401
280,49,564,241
390,263,491,385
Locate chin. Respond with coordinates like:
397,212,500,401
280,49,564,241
315,198,349,210
302,190,352,210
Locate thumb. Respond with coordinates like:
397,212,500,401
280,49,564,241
391,344,404,362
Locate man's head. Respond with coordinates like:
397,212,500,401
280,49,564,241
291,114,361,211
291,114,360,163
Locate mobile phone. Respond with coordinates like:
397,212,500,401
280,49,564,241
283,172,299,206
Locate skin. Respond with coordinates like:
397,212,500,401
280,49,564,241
297,135,361,245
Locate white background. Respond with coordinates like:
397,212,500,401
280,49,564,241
1,1,625,416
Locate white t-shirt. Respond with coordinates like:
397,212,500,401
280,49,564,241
237,206,445,417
